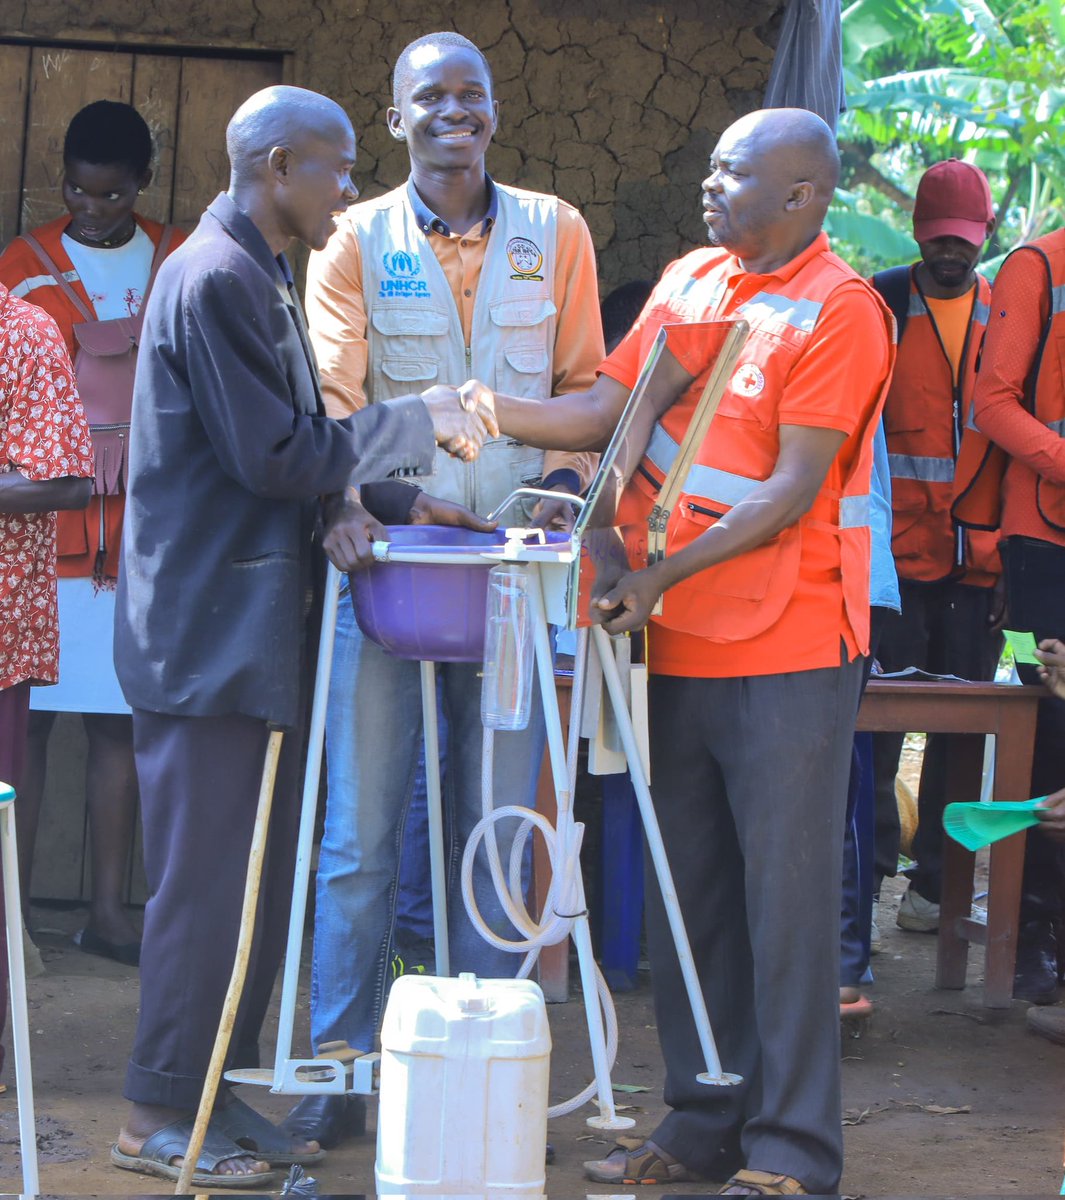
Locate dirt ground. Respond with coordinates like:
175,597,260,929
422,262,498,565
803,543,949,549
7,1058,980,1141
2,740,1063,1196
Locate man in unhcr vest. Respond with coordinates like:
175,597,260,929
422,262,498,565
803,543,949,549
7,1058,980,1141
475,107,895,1195
283,32,603,1147
868,161,1003,950
954,221,1065,1009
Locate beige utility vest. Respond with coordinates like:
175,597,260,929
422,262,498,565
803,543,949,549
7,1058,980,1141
355,182,559,517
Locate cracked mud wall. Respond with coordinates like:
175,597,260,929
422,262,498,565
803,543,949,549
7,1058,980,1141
4,0,785,291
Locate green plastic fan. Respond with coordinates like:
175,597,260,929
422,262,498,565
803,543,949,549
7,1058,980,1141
942,798,1048,852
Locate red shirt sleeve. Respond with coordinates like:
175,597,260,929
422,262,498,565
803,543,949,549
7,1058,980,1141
2,302,94,482
972,247,1065,484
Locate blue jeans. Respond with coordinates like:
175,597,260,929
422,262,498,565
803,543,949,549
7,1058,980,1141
395,687,447,943
311,584,547,1053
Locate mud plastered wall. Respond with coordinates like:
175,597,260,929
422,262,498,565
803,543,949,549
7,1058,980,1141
7,0,784,291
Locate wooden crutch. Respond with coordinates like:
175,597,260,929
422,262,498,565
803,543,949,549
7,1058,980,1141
174,727,284,1194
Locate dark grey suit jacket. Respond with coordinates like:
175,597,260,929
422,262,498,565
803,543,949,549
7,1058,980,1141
115,192,435,726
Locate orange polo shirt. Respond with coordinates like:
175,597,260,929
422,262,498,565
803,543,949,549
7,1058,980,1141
305,180,603,490
601,234,891,678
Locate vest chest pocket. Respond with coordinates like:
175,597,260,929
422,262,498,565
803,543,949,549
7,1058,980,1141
492,344,548,397
490,297,556,397
371,304,450,371
715,333,794,430
381,358,438,384
661,510,803,641
883,407,926,438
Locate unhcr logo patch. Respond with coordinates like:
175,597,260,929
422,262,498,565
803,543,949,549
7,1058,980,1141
379,250,429,299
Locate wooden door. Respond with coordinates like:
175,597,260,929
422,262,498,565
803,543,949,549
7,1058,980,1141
0,41,282,252
3,40,283,905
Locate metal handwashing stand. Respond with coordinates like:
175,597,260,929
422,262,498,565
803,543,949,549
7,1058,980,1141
226,318,749,1126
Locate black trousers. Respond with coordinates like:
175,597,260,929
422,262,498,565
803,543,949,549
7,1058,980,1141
124,709,302,1109
871,579,1001,900
1001,536,1065,924
644,658,864,1194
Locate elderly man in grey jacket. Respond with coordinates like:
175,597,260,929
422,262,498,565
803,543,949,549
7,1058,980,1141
111,85,492,1188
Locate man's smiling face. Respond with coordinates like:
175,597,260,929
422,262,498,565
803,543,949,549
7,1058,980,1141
389,44,498,171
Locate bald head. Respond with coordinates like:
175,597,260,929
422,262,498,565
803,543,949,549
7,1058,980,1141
701,107,840,269
227,86,352,184
726,108,840,205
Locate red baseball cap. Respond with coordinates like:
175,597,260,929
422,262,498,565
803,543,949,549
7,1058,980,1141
912,159,995,246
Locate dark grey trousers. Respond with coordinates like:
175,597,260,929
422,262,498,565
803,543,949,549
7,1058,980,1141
124,709,302,1109
645,658,864,1193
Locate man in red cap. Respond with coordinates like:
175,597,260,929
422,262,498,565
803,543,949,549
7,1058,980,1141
869,160,1004,951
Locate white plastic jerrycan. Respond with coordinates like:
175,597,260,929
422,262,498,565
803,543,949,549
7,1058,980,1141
375,972,551,1196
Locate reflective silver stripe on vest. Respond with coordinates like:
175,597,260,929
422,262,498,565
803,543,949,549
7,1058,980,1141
888,453,955,482
908,292,926,318
1053,284,1065,316
645,424,869,526
1049,418,1065,436
973,299,991,325
645,425,759,507
737,291,823,333
840,494,871,529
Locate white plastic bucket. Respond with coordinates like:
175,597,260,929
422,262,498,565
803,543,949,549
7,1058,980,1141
375,972,551,1196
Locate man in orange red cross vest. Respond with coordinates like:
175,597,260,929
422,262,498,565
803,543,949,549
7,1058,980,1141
477,107,895,1196
866,161,1004,946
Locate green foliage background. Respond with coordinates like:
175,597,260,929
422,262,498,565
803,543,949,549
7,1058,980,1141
827,0,1065,276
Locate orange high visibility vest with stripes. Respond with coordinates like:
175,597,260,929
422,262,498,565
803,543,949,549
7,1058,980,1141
617,248,895,649
884,270,999,585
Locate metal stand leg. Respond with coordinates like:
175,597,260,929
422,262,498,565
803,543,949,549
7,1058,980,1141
420,661,450,977
528,577,633,1130
1,789,40,1194
592,625,740,1087
272,562,342,1083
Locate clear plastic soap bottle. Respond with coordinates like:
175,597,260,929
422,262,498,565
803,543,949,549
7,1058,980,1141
481,564,535,731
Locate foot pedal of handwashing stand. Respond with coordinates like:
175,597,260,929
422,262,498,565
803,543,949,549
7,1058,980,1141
224,1040,381,1095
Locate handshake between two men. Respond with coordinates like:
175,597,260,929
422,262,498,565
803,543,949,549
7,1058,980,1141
324,371,676,639
421,378,500,462
324,377,569,573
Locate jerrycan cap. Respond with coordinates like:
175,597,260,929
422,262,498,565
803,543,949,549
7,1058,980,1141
457,971,495,1015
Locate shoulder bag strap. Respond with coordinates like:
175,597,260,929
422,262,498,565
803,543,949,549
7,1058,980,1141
19,231,94,322
871,264,913,343
139,225,177,310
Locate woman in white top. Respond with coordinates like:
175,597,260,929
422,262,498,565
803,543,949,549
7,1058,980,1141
0,101,183,965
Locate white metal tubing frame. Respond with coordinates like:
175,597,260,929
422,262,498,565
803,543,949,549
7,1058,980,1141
269,563,349,1092
241,509,738,1102
264,562,452,1093
1,787,40,1194
461,567,630,1127
591,624,739,1087
527,571,628,1126
419,660,450,977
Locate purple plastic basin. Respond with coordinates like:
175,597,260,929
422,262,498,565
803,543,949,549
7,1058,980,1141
350,525,567,662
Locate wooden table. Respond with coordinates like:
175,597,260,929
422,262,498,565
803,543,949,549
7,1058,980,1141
857,678,1042,1008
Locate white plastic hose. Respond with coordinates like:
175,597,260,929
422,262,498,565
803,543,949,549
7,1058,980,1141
460,598,622,1120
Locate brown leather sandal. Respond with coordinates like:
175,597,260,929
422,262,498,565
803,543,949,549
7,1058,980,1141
719,1168,808,1194
583,1134,702,1184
